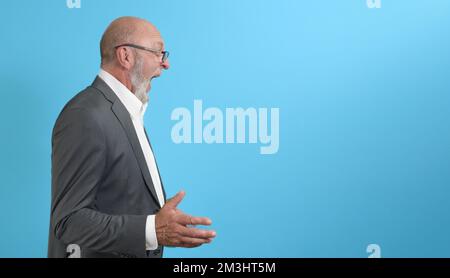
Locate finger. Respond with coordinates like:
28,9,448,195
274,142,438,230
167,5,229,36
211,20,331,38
166,191,185,208
178,225,217,239
178,236,211,247
177,214,212,226
179,242,203,248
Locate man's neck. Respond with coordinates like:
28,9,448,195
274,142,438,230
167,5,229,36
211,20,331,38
101,65,133,92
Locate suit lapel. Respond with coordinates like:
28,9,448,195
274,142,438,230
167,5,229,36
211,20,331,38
144,128,167,202
91,77,161,208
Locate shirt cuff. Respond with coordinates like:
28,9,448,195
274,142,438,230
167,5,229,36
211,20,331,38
145,215,159,250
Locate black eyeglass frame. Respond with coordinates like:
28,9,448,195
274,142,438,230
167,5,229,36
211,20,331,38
115,43,169,62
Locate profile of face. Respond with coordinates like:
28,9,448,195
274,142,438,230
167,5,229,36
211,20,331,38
129,31,170,104
101,17,170,104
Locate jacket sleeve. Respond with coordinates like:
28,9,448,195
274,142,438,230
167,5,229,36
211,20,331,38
50,107,147,257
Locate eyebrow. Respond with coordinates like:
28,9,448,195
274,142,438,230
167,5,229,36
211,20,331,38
153,42,164,50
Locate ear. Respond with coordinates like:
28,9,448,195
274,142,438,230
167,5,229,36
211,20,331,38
115,46,134,70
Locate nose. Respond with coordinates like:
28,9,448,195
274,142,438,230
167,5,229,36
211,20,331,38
161,58,170,70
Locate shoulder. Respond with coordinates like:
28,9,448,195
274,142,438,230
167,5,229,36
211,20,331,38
53,85,112,134
62,84,111,114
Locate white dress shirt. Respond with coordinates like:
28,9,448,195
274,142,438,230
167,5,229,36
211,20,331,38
98,69,165,250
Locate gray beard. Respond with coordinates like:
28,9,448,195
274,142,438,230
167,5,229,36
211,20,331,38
130,57,150,104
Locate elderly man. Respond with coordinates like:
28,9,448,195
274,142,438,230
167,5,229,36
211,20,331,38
48,16,216,258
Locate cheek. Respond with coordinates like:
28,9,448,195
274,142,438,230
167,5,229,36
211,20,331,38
145,66,157,78
144,61,159,76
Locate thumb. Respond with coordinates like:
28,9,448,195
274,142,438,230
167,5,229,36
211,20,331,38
166,191,185,208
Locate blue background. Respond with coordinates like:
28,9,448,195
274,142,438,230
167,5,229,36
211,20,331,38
1,0,450,257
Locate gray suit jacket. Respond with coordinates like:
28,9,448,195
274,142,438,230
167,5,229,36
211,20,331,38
48,77,166,258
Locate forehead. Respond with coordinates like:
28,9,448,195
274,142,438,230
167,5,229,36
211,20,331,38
140,33,165,50
151,40,164,50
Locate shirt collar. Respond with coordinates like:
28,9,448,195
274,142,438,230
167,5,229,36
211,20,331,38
98,69,147,124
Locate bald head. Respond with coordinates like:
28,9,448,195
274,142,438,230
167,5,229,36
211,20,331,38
100,16,161,65
99,17,169,103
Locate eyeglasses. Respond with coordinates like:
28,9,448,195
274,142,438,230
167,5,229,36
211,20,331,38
115,43,170,63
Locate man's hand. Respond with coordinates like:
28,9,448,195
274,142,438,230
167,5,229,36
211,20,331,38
155,191,216,248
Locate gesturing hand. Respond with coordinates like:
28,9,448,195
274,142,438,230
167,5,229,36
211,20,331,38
155,191,216,248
